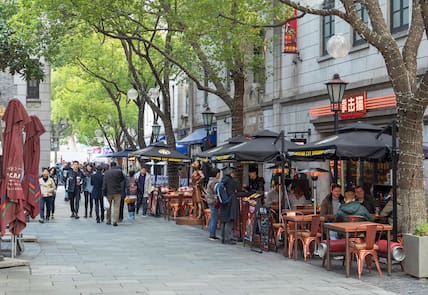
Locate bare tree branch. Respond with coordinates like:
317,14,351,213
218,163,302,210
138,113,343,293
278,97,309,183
217,11,306,28
278,0,348,18
102,83,137,150
402,0,424,89
94,25,233,106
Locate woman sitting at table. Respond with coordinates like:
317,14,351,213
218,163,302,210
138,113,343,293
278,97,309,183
335,189,374,222
288,185,309,208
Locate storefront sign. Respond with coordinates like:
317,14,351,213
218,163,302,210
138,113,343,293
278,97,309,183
340,91,367,119
283,10,298,53
291,150,326,157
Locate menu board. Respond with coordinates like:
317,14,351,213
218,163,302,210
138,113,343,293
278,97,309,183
258,207,270,252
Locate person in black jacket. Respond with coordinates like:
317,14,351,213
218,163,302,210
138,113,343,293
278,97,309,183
220,167,240,245
102,162,125,226
91,165,105,223
65,161,85,219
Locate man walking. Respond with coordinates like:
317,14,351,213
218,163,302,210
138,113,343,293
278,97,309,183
65,161,85,219
91,165,105,223
102,162,125,226
135,166,152,216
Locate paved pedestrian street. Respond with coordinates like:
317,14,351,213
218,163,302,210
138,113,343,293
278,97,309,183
1,186,427,295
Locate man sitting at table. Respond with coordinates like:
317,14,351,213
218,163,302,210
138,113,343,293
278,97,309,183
355,185,376,214
320,183,344,221
335,189,374,222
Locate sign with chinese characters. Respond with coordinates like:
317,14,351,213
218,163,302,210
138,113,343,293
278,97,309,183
283,10,298,53
340,90,367,119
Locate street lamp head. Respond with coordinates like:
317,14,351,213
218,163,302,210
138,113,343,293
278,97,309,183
326,73,348,112
127,88,138,102
326,34,351,58
148,88,160,100
202,107,215,128
152,121,161,140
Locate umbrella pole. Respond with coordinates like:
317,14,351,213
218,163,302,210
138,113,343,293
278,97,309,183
312,178,317,215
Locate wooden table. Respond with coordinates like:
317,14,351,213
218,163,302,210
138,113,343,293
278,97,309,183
162,192,192,220
324,222,392,278
283,215,324,259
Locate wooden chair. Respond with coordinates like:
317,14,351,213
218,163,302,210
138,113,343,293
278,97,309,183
297,215,322,262
349,224,383,279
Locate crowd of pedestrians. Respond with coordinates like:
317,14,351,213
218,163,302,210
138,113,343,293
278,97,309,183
38,160,153,227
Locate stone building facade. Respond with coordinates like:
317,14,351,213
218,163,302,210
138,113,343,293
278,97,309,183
0,59,51,171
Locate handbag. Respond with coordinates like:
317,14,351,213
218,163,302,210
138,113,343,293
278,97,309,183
103,196,110,209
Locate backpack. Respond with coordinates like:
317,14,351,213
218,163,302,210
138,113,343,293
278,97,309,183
214,181,230,204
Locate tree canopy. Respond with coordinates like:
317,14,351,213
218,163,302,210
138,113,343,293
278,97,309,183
0,1,44,80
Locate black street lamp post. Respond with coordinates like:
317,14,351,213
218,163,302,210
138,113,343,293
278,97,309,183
152,121,161,143
201,107,215,147
325,73,347,183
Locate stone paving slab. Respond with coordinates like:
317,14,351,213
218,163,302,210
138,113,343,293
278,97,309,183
0,186,427,294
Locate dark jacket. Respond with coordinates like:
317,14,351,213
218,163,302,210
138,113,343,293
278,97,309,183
90,172,104,199
220,175,240,222
335,201,374,222
359,194,376,214
102,167,125,196
320,193,344,217
65,169,85,193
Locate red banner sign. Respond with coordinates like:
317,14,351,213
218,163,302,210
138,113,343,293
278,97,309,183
283,10,298,53
340,90,367,119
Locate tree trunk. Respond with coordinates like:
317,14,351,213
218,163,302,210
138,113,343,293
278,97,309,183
231,75,245,137
397,94,426,233
137,102,146,149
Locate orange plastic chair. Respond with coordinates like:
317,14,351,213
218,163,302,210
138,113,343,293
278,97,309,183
297,215,322,261
349,224,383,279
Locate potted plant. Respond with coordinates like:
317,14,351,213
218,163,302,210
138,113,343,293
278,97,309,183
403,220,428,278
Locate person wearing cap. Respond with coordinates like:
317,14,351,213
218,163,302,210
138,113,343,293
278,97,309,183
220,167,240,245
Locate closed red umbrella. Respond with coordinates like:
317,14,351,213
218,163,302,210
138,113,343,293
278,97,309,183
22,115,46,218
0,99,31,236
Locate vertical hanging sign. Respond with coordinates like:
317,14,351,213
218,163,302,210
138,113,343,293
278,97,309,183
283,10,298,53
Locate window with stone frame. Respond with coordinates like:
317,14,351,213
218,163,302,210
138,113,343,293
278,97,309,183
322,0,335,56
27,78,40,100
353,2,368,46
390,0,409,33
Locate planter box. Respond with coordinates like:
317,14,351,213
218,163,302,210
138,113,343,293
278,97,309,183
403,234,428,278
